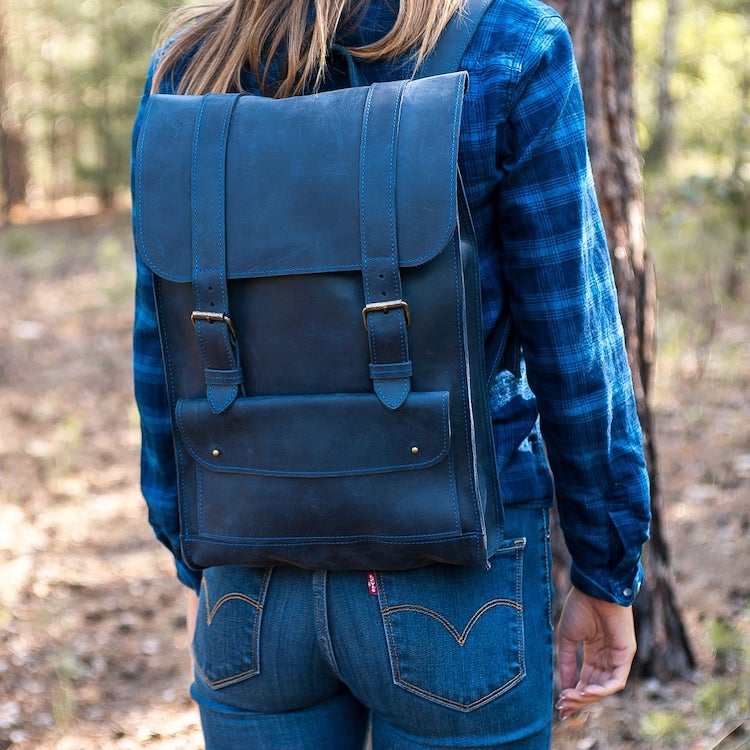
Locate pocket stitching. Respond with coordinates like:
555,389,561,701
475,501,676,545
381,599,522,646
377,541,526,711
193,568,273,689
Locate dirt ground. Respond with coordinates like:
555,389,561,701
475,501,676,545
0,210,748,750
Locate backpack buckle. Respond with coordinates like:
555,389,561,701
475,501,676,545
361,300,411,331
191,311,237,340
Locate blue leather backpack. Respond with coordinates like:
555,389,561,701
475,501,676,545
132,0,514,572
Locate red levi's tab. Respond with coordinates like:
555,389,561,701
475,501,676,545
367,571,378,596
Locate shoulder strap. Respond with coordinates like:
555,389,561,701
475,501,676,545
421,0,522,381
335,0,495,83
417,0,495,78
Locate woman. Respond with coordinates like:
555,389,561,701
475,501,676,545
132,0,651,747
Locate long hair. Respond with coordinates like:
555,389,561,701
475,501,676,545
151,0,463,98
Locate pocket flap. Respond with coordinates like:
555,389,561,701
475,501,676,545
175,391,450,476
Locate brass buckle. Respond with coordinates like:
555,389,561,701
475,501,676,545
191,310,237,339
361,299,411,331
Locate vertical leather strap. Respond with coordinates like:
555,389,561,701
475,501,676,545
190,93,244,414
420,0,522,381
417,0,496,79
359,80,412,410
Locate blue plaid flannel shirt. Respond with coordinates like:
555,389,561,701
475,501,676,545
132,0,651,602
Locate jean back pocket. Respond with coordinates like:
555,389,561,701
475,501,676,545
192,566,272,689
376,538,526,712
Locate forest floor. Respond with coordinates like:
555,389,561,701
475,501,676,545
0,209,748,750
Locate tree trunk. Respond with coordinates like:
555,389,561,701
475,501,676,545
723,31,750,301
0,6,11,223
644,0,680,169
0,7,27,222
547,0,695,679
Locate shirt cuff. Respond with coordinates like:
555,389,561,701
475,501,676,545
175,558,203,593
569,560,643,606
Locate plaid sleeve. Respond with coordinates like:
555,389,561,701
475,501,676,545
132,61,202,592
491,13,650,605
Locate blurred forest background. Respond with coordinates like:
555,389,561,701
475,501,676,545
0,0,748,748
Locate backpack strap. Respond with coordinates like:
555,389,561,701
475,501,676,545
417,0,495,79
421,0,522,381
359,79,413,410
189,93,245,414
358,0,508,408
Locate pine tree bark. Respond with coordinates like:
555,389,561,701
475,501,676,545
0,7,27,222
0,6,10,223
644,0,680,169
546,0,694,679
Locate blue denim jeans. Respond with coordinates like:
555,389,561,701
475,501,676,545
190,507,554,749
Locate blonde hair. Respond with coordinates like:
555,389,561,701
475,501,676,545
151,0,463,98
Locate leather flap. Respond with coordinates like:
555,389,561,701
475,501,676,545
175,391,450,476
133,73,467,282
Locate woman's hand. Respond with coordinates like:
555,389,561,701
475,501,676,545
555,587,637,720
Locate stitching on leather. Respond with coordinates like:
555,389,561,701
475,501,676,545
360,86,381,369
449,231,482,559
204,367,244,385
191,98,240,393
190,97,214,374
177,392,450,474
211,99,240,378
207,382,236,414
446,452,460,530
188,529,474,546
461,189,502,553
191,97,208,286
153,281,193,561
359,86,374,302
376,377,410,409
386,83,403,292
387,82,410,367
363,81,412,395
138,81,462,280
216,97,234,319
197,463,204,533
135,96,155,267
191,101,213,371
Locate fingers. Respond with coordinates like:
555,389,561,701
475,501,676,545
556,634,581,693
555,677,628,720
555,652,632,720
554,588,636,720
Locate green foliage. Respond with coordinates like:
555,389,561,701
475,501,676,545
635,0,749,169
707,616,745,656
692,613,750,737
5,0,174,204
3,0,750,218
635,0,750,296
48,649,87,682
640,709,690,745
695,678,739,718
1,225,37,256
